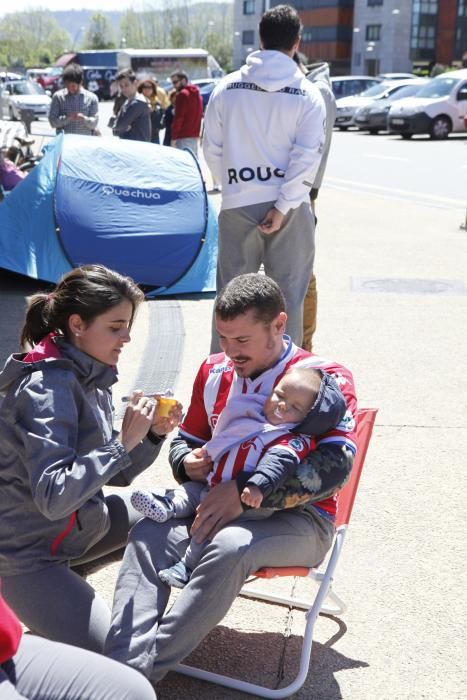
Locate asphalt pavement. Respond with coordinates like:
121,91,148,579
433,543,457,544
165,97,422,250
1,115,466,699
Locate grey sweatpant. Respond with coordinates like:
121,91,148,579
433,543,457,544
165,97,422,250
159,481,277,573
1,492,141,654
0,633,155,700
211,200,316,352
104,506,334,682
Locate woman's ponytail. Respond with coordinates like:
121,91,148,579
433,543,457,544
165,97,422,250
20,293,55,349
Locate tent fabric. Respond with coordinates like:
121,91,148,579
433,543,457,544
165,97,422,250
0,134,217,295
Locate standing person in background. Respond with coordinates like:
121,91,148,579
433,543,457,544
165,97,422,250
203,4,325,352
138,78,165,144
113,69,151,142
294,54,337,352
163,89,177,146
48,63,99,136
153,77,170,109
170,72,203,155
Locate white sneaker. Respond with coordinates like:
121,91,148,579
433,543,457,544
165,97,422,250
159,560,191,589
131,489,174,523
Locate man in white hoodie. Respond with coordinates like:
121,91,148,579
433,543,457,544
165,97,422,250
203,4,325,351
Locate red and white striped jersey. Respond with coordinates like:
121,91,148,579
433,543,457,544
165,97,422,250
179,337,358,516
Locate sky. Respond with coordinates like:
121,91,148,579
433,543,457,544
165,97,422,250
0,0,229,15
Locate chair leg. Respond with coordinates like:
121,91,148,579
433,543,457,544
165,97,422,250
309,571,347,616
176,530,348,697
176,605,318,699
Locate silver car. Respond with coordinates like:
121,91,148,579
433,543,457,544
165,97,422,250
1,80,52,121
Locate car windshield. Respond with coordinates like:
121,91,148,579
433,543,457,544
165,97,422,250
416,77,460,98
11,81,45,96
386,83,425,101
361,83,391,98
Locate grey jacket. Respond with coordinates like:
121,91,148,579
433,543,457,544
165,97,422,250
0,337,162,575
306,63,336,196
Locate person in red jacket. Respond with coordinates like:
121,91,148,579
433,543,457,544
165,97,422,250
0,590,156,699
169,72,203,156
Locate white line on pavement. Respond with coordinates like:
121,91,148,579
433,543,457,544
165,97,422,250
364,154,409,162
326,176,465,206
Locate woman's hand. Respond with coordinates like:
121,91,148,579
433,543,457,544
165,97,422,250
151,395,183,437
183,447,213,482
119,392,156,453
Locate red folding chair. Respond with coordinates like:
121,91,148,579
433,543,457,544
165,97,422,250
176,407,378,698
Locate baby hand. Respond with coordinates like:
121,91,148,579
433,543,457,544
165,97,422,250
241,485,263,508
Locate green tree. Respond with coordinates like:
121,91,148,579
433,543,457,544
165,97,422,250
119,9,145,49
83,12,116,50
0,10,70,67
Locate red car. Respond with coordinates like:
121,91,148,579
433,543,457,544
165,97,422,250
37,67,63,94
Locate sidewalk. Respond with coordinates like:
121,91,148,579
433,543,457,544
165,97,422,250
89,162,466,699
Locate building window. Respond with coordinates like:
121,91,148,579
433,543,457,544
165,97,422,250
368,0,383,6
366,24,381,41
412,0,438,12
242,30,255,45
243,0,255,15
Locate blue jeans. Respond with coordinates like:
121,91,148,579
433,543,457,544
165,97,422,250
176,137,199,156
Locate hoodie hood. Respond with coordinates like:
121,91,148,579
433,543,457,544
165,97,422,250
306,62,331,88
183,84,202,97
293,372,347,437
0,334,118,395
241,50,304,92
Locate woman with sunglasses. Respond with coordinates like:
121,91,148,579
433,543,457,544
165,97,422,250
138,78,168,144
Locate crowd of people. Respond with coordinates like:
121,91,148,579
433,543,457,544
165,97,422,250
0,6,358,699
47,62,204,154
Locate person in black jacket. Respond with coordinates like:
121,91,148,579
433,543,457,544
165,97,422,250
113,69,151,142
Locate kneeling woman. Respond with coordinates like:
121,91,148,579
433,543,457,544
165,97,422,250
0,264,180,653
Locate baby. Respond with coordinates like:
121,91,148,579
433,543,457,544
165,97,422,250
131,366,346,588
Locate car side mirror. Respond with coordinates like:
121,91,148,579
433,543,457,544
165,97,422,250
456,87,467,101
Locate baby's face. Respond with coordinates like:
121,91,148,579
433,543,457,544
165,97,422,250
264,373,316,425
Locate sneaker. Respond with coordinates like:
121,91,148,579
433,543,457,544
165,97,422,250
159,560,191,589
131,489,175,523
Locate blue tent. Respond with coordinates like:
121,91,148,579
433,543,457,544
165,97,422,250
0,134,217,294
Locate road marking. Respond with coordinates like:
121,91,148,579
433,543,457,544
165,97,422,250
326,177,465,206
364,154,409,162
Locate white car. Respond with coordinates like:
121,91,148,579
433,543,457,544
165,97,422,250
335,81,416,130
388,68,467,139
0,80,52,121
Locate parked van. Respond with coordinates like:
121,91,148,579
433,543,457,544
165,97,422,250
388,68,467,139
330,75,381,99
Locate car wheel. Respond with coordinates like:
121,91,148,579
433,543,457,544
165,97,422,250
429,115,451,140
8,106,17,121
401,134,412,140
369,128,379,135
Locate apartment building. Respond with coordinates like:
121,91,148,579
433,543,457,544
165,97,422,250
232,1,467,76
232,0,354,74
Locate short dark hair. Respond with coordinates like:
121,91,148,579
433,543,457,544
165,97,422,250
116,68,137,83
215,274,286,325
63,63,83,84
259,4,302,51
170,71,188,83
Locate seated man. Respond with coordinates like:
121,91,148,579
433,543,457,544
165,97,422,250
105,273,357,683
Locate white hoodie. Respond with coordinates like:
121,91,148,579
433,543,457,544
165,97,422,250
203,50,325,214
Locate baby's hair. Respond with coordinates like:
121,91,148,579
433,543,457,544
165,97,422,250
285,366,322,401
